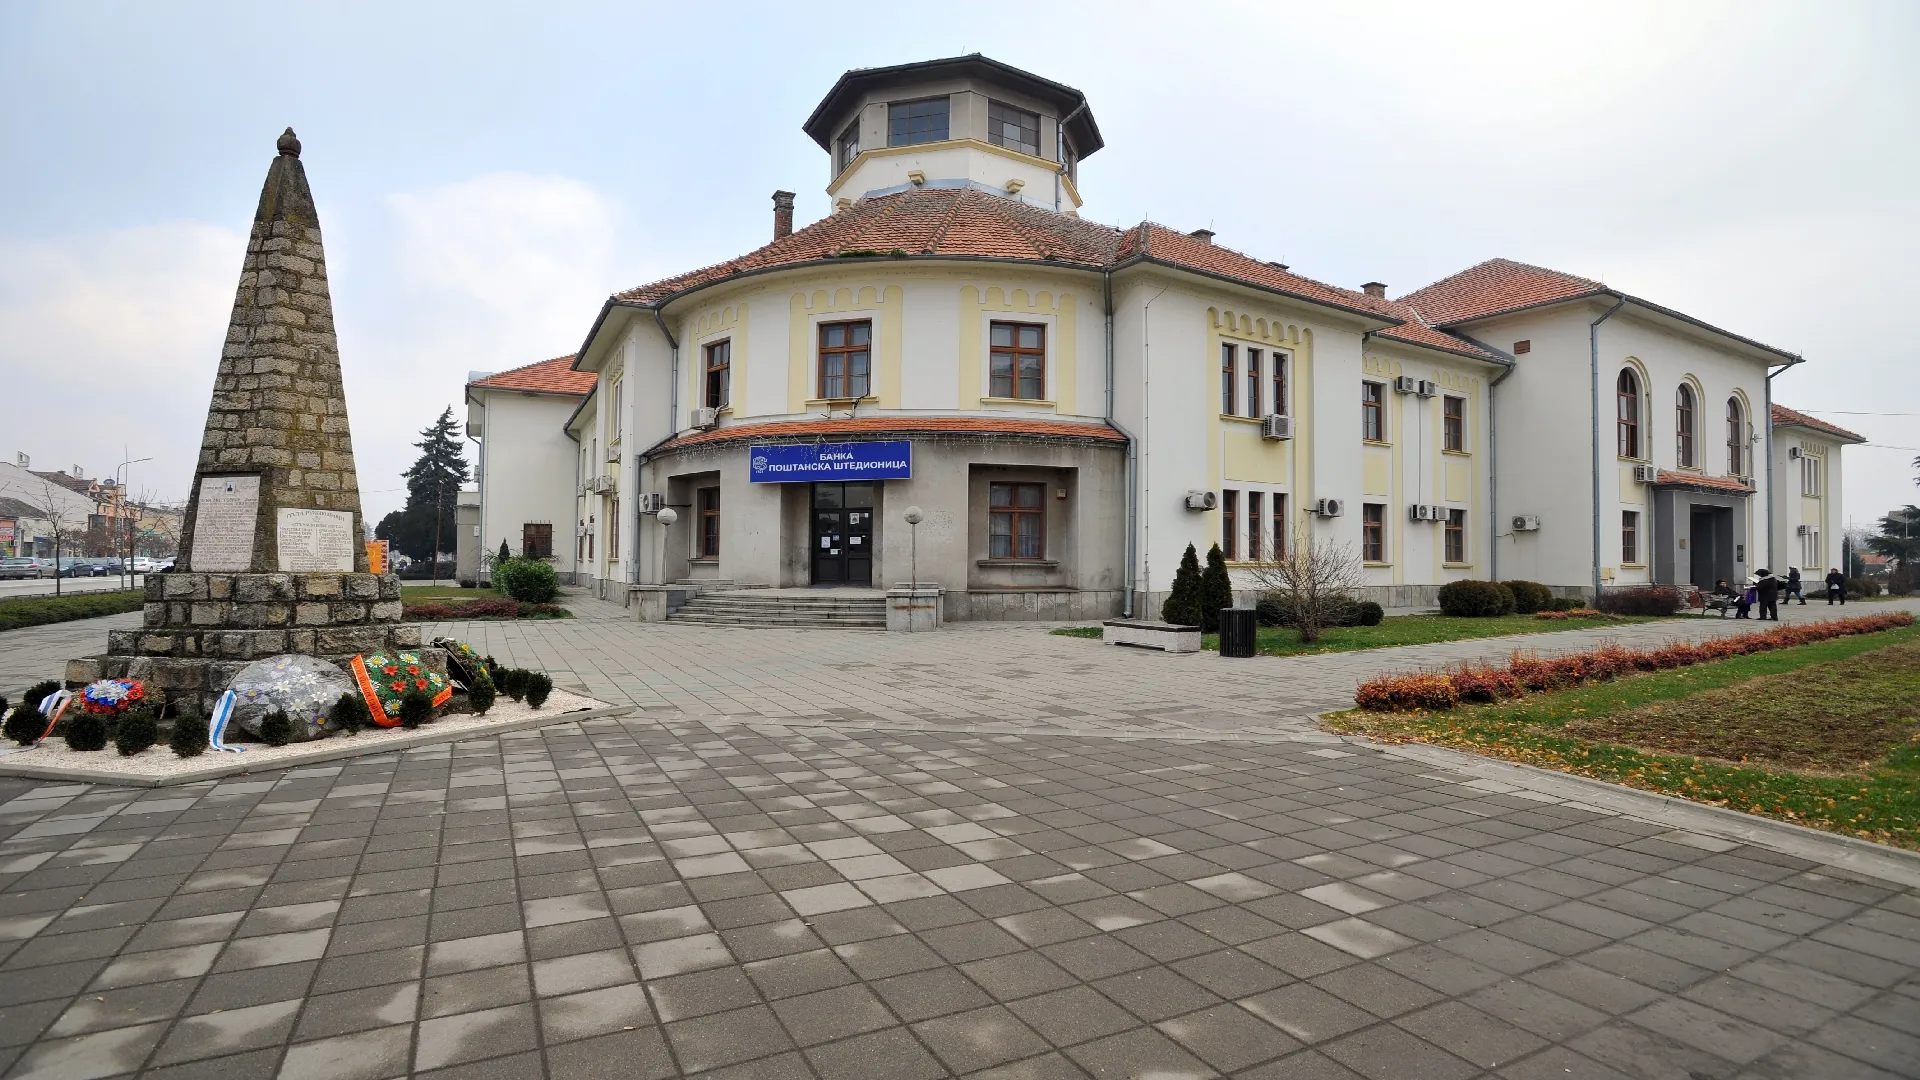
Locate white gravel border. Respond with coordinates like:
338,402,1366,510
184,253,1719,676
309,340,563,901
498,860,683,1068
0,689,631,788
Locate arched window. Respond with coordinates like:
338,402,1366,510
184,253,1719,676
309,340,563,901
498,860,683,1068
1615,369,1641,458
1675,385,1695,467
1726,397,1747,476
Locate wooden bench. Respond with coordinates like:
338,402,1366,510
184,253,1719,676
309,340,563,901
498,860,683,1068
1102,619,1202,653
1703,593,1741,617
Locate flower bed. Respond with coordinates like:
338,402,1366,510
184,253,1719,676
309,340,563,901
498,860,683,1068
402,598,570,620
1533,608,1616,621
1355,612,1914,712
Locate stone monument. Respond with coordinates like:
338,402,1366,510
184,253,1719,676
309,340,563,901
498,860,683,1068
71,129,431,713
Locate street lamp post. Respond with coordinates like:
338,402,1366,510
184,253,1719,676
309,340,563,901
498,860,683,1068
902,506,924,589
656,507,678,589
114,454,152,590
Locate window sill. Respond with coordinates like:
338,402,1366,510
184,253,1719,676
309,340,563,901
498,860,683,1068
805,396,879,407
688,558,719,565
1363,561,1392,568
1443,562,1473,569
976,559,1059,569
1442,449,1472,457
980,397,1056,408
1620,563,1647,570
1617,456,1649,464
1219,414,1264,425
1363,439,1391,447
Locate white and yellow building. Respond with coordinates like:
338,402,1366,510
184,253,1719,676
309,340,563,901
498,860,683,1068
466,54,1853,619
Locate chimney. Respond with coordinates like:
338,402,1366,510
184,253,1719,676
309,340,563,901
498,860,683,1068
1188,228,1215,244
13,452,26,468
1362,282,1387,299
72,465,85,480
771,190,796,241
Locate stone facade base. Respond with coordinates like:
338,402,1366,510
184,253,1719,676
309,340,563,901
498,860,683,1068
947,590,1125,622
885,588,942,631
143,572,405,630
69,627,441,718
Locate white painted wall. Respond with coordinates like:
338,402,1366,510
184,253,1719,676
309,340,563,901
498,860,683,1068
472,389,587,578
1771,428,1849,576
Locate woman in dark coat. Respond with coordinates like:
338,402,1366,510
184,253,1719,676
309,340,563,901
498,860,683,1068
1784,567,1805,605
1755,569,1780,621
1826,568,1846,605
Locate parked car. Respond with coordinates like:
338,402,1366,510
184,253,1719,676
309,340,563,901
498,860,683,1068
0,557,47,580
57,557,114,578
130,556,155,573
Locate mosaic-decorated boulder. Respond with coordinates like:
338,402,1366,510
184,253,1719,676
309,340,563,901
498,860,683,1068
226,655,356,742
349,650,453,727
432,638,493,692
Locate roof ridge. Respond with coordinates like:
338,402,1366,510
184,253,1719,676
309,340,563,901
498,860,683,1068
482,354,578,380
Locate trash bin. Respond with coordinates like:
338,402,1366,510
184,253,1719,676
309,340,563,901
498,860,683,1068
1218,607,1256,658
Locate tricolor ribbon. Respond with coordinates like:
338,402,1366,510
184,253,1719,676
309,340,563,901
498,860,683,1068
33,690,73,745
208,690,246,753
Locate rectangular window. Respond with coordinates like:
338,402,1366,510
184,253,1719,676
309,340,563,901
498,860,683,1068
611,380,623,438
1801,454,1821,497
697,487,720,559
989,322,1045,399
1246,492,1263,561
609,499,619,562
818,320,872,399
1445,509,1466,563
987,101,1040,156
1443,395,1465,452
1362,503,1386,562
1803,528,1820,568
521,523,552,560
1362,381,1384,442
703,340,730,409
988,482,1045,559
1221,344,1236,415
1272,493,1288,559
836,119,860,173
1221,489,1238,560
1246,349,1262,418
1273,352,1289,416
1622,510,1640,565
888,97,949,146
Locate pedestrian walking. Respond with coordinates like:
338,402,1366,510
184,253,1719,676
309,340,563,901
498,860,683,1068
1825,567,1846,605
1784,566,1805,605
1755,568,1780,621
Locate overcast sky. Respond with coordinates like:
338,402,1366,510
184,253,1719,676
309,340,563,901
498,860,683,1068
2,1,1915,529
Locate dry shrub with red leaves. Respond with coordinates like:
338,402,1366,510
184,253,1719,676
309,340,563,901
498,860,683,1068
1353,612,1913,711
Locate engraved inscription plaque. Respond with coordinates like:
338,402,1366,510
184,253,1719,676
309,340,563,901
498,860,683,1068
277,508,357,572
189,475,261,572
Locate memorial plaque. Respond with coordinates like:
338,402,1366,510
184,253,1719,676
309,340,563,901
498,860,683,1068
277,508,357,572
189,475,260,572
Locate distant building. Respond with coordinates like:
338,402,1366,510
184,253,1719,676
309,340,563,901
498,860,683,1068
463,356,598,581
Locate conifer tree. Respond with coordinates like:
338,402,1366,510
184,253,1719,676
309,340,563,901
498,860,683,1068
1199,543,1234,633
1161,543,1203,626
375,406,472,561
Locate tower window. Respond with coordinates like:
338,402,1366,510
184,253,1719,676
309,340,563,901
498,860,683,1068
888,98,949,146
987,101,1040,156
836,119,860,173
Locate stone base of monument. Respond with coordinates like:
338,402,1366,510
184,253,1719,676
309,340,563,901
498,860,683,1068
63,571,445,716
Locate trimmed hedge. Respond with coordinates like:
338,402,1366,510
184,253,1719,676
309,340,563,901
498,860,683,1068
1502,580,1553,614
1594,586,1681,616
403,599,570,621
1438,580,1516,618
0,590,145,632
1355,611,1914,712
492,558,560,604
1257,593,1360,629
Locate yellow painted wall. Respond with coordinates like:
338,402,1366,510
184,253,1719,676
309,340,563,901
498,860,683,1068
959,286,1076,412
785,285,902,412
1205,307,1313,501
689,304,746,415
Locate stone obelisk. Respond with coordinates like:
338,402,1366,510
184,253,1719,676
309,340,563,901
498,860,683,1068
76,129,426,713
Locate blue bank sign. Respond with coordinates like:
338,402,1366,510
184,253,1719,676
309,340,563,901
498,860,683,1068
748,441,913,483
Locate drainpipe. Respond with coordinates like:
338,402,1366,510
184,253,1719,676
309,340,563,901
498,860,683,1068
651,307,679,587
1103,270,1137,617
1054,102,1088,213
1140,282,1169,603
1764,353,1805,572
1590,296,1627,600
1452,334,1518,580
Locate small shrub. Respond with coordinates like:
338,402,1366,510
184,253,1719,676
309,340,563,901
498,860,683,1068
463,599,523,618
1438,580,1516,617
1548,597,1579,611
1846,578,1881,599
497,667,528,702
1354,601,1384,626
64,711,108,752
524,672,553,709
169,713,209,757
4,702,45,747
17,681,61,716
467,678,496,715
1355,672,1458,712
1502,580,1553,614
1161,544,1203,627
1451,664,1520,703
114,707,158,756
403,602,457,620
1258,592,1361,629
1594,586,1680,616
458,579,477,589
328,693,369,735
398,689,434,729
1534,610,1570,621
493,558,560,604
259,709,294,747
1198,544,1233,634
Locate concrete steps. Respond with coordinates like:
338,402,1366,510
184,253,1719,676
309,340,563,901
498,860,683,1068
668,590,887,629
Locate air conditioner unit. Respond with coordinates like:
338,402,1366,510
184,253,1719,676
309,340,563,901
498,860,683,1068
594,476,616,493
1184,490,1218,511
1416,380,1439,398
1313,498,1344,518
576,483,590,497
1409,504,1433,522
639,493,665,514
1392,376,1418,394
1787,447,1803,460
1512,514,1541,532
1260,414,1293,440
1632,464,1659,484
605,447,620,464
690,407,719,430
1429,504,1450,521
1796,524,1810,536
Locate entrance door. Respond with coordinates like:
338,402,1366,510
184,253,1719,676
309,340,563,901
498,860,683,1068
811,482,874,585
1689,509,1716,589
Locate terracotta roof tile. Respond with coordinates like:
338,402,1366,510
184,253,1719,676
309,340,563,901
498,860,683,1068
659,416,1126,451
1654,470,1754,495
1770,403,1864,443
468,355,596,396
1398,258,1605,326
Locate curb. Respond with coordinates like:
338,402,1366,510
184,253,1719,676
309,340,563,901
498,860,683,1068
0,704,636,789
1348,736,1920,889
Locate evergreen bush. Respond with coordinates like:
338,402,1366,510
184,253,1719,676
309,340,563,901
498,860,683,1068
494,558,560,604
114,707,158,756
498,539,512,564
1355,600,1385,626
398,689,434,729
64,711,109,752
169,713,209,757
524,672,553,709
17,681,60,715
259,709,294,747
466,678,496,715
1438,580,1517,617
1502,580,1553,614
4,702,45,747
1161,544,1203,627
497,667,528,702
1199,544,1233,634
328,693,370,735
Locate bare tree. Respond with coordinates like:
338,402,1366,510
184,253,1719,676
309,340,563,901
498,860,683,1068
1241,525,1367,643
25,479,84,597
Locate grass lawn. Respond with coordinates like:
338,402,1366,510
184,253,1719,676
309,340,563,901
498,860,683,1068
400,585,505,601
1328,624,1920,848
1053,612,1665,656
0,589,146,632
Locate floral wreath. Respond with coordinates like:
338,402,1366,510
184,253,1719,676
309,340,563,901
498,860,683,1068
348,651,452,727
79,679,146,715
432,637,494,692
